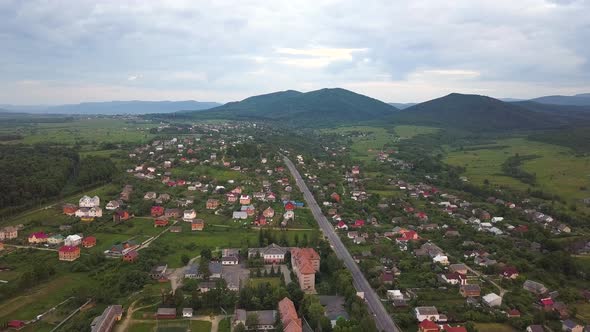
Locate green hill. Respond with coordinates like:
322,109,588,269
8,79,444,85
391,93,561,131
182,88,398,126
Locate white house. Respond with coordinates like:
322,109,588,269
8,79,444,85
233,211,248,220
283,211,295,220
105,200,120,210
432,254,449,265
75,207,103,218
65,234,83,247
414,306,440,322
482,293,502,307
182,308,193,318
183,209,197,222
491,217,504,223
387,290,404,300
79,195,100,208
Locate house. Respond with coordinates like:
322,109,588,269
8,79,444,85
199,281,217,293
263,207,275,218
283,210,295,221
419,320,440,332
482,293,502,307
170,226,182,233
154,219,169,227
460,284,481,297
80,195,100,208
123,250,138,262
414,306,440,322
89,304,123,332
113,210,131,222
441,272,465,285
63,203,78,215
59,245,81,261
165,208,182,219
150,206,165,217
353,219,365,228
248,243,287,263
562,320,583,332
291,248,320,293
47,234,65,245
182,308,193,318
381,271,394,285
75,207,103,219
226,193,238,203
65,234,82,246
432,254,449,265
7,321,25,329
239,195,251,205
206,199,219,210
336,221,348,230
501,266,519,279
156,308,176,320
222,255,239,265
191,219,205,231
284,201,296,211
185,264,199,279
28,232,48,244
183,209,197,221
144,192,157,200
318,296,348,328
233,211,248,220
105,200,120,211
150,265,168,279
241,205,256,216
82,236,97,248
507,309,521,318
255,215,267,226
233,309,277,331
523,280,548,295
279,297,303,332
331,192,341,203
396,230,420,242
209,261,223,279
0,226,18,240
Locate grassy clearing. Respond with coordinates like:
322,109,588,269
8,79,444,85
4,118,156,145
0,272,94,322
473,323,517,332
445,137,590,206
218,317,231,332
129,321,156,332
393,125,439,139
321,126,394,161
574,302,590,321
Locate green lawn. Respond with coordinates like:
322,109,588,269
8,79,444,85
218,317,231,332
129,322,156,332
445,137,590,207
574,302,590,321
473,323,517,332
249,277,281,287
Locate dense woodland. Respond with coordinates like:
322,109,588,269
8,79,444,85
0,145,116,214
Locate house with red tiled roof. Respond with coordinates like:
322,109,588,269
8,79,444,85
291,248,320,293
278,297,302,332
58,245,80,261
82,236,96,248
28,232,48,244
151,206,165,217
123,250,138,262
419,319,440,332
441,325,468,332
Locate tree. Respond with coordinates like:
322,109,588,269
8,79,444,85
181,254,190,266
199,259,211,281
234,322,246,332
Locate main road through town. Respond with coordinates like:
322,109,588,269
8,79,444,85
283,156,401,332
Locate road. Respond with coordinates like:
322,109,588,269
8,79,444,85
283,156,400,332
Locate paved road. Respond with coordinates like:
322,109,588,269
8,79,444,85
283,156,400,332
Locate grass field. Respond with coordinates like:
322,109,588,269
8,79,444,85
393,125,439,139
445,137,590,206
249,277,281,287
574,302,590,321
474,323,517,332
218,317,231,332
0,118,156,145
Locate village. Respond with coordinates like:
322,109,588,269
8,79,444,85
0,121,589,332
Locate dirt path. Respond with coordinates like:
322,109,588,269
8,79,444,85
114,300,156,332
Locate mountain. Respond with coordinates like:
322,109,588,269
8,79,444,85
389,102,416,109
185,88,398,126
392,93,563,131
512,101,590,121
529,93,590,106
0,101,220,115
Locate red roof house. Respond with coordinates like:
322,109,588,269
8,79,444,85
82,236,96,248
419,319,440,332
7,320,25,329
154,219,169,227
330,192,341,203
441,325,467,332
123,250,138,262
284,202,296,211
58,245,81,261
151,206,165,217
353,220,365,228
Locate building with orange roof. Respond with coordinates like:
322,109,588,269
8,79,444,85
278,297,302,332
291,248,320,293
58,245,80,261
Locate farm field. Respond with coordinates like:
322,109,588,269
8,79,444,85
393,125,440,139
0,118,156,145
445,137,590,207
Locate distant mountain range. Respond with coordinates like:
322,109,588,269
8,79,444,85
181,88,398,126
0,100,220,115
528,93,590,106
388,102,416,109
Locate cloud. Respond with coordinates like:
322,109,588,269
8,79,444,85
0,0,588,103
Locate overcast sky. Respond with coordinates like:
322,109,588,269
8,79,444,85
1,0,589,104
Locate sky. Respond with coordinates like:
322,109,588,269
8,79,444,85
0,0,589,104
